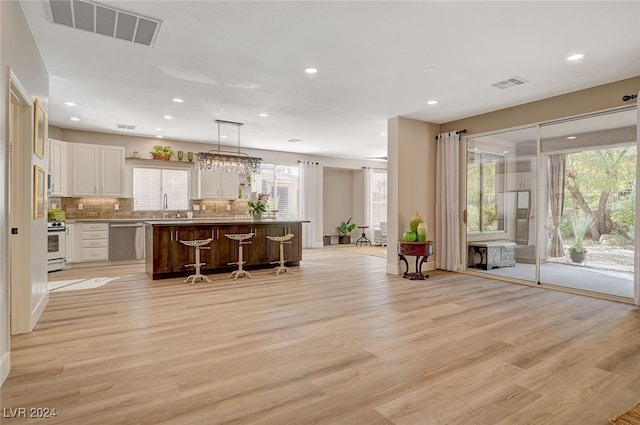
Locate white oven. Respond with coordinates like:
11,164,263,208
47,221,66,272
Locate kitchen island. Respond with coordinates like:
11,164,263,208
144,219,304,280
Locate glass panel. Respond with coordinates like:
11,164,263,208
48,234,60,254
539,108,636,299
466,126,538,283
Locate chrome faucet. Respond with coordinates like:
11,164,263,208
162,193,168,218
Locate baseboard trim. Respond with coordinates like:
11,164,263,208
386,263,400,275
0,350,10,386
31,292,49,332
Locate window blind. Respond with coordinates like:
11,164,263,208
252,164,300,220
133,167,190,211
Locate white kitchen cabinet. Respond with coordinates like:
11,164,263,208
198,170,238,199
49,139,68,196
81,222,109,262
65,223,75,263
71,143,125,197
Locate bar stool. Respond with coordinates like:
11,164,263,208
266,233,294,275
356,226,371,246
179,238,213,285
225,233,254,280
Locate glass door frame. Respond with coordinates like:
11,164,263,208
461,105,638,305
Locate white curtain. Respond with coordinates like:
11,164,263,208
436,131,461,271
300,161,318,249
363,167,372,240
636,93,640,305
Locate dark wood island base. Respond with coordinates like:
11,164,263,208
144,220,304,280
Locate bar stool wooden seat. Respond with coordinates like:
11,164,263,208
266,233,294,275
225,233,254,280
179,238,213,285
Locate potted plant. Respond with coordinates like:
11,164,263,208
568,211,595,263
337,217,357,244
150,145,174,160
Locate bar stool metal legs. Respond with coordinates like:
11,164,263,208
226,233,254,280
266,233,294,275
179,238,213,285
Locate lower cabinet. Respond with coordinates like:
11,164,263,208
268,223,302,264
151,226,194,274
146,222,303,279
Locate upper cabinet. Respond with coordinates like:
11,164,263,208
198,170,238,200
49,139,68,196
71,143,125,197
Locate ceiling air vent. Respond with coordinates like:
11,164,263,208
48,0,162,47
116,124,136,130
491,76,528,90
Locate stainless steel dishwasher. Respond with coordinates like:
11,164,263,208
109,222,145,260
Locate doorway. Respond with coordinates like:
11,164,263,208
465,107,637,302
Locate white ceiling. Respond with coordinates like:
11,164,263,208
19,0,640,160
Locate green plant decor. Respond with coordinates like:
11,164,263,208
337,217,357,235
568,238,586,253
568,211,595,253
247,192,269,215
150,145,174,158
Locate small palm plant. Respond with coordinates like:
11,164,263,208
568,210,595,262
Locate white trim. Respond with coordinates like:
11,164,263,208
31,292,49,331
0,350,10,386
386,264,400,275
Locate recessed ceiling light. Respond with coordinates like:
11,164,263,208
163,115,173,120
567,136,577,140
304,67,318,74
423,66,438,73
380,133,388,137
567,53,584,61
172,98,184,103
69,116,80,121
321,148,328,152
427,100,438,105
221,135,227,139
155,135,163,138
288,139,302,143
155,128,163,132
259,113,269,117
63,101,76,107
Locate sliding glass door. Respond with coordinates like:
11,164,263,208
465,126,538,283
538,109,637,299
465,107,638,302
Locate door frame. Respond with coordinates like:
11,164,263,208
8,71,34,334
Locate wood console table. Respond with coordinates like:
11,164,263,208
397,241,434,280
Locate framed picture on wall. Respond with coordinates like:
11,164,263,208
33,98,46,159
34,165,45,219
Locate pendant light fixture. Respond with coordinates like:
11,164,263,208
195,119,262,174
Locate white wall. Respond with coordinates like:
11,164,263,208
323,168,356,240
387,117,440,274
1,0,50,385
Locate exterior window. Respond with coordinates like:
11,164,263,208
371,169,387,228
251,164,300,220
467,150,506,232
133,167,190,211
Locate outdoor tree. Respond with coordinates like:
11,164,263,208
565,146,636,241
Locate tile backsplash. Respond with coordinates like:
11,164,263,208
50,197,249,220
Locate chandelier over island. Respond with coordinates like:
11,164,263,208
195,119,262,174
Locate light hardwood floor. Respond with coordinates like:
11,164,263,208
2,248,640,424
